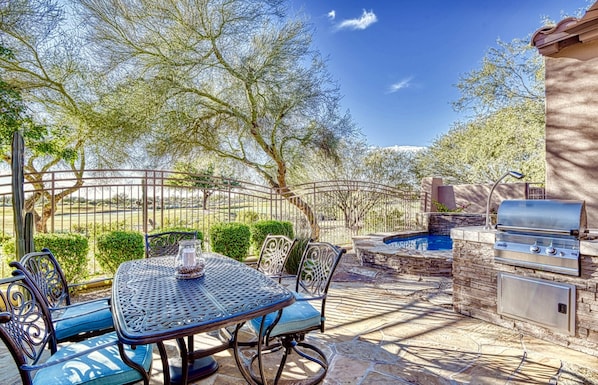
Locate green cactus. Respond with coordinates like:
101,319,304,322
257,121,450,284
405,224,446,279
12,131,25,259
24,211,34,254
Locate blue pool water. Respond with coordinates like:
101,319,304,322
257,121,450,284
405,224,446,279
384,234,453,251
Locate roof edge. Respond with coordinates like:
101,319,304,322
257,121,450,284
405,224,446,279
532,3,598,56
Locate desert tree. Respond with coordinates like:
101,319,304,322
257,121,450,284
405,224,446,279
78,0,356,239
0,0,144,231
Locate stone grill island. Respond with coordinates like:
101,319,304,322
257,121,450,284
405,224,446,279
451,226,598,356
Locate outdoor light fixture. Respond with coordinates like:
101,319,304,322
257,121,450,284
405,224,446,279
484,170,525,230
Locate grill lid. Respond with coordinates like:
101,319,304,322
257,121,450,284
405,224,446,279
496,199,587,238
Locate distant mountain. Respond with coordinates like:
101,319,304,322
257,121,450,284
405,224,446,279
379,145,426,152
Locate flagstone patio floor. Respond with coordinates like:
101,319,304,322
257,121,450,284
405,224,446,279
2,253,598,384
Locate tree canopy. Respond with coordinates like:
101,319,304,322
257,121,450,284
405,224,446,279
414,38,546,185
74,0,356,238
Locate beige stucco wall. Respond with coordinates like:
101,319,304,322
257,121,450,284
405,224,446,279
544,39,598,229
420,177,529,214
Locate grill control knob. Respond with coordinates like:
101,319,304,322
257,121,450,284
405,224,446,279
530,244,540,253
546,246,557,255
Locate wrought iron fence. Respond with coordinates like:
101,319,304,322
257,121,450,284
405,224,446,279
0,169,422,277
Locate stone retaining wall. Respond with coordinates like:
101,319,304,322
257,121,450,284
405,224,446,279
419,213,485,235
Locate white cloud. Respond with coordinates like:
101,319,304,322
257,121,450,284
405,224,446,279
388,77,413,93
336,9,377,31
327,10,336,20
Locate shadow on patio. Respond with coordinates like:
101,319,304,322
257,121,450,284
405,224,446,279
1,254,597,384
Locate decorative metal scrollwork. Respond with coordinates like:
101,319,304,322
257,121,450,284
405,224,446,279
0,276,52,365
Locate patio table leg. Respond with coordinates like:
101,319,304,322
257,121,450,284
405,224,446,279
168,337,219,385
157,341,171,385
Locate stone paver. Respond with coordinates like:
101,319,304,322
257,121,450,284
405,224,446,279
1,256,598,384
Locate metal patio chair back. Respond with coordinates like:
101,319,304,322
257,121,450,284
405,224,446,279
10,249,114,343
145,230,198,258
0,271,153,385
255,234,297,282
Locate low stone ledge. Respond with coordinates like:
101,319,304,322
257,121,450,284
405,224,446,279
353,232,453,277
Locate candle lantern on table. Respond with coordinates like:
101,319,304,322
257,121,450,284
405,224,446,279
174,239,205,279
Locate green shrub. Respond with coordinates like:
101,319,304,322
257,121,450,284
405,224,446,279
285,236,310,275
249,220,294,255
1,238,15,260
71,220,129,237
236,210,262,224
96,231,144,275
209,222,251,262
34,233,90,284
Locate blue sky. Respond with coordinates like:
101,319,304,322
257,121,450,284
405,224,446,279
288,0,592,148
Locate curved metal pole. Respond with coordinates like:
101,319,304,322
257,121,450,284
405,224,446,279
484,171,524,230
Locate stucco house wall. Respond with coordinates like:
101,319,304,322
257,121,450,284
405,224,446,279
533,4,598,229
420,177,528,214
544,41,598,228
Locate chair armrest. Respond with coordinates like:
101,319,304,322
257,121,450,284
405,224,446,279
21,339,119,371
50,299,112,322
0,312,11,323
294,293,326,302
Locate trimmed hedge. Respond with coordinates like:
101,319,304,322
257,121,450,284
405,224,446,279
2,233,89,283
34,233,90,284
249,220,294,255
209,222,251,262
96,231,144,275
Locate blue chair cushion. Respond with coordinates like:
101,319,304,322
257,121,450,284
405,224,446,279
250,293,322,337
32,332,153,385
54,299,114,342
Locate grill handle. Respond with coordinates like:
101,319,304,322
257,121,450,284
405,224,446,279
495,225,580,237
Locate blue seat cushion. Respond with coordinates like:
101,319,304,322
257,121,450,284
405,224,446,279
54,299,114,342
32,332,153,385
250,293,322,337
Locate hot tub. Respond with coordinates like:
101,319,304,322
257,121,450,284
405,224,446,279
352,231,453,277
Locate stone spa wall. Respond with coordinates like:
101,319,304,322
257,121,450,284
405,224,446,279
418,213,485,236
352,232,453,278
451,227,598,356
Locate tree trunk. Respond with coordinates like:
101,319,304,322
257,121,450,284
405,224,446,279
277,185,320,240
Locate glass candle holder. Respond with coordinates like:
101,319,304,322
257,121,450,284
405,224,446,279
174,240,205,279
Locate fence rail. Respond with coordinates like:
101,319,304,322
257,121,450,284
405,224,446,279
0,169,422,277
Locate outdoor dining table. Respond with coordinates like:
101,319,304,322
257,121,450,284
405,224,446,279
111,252,295,385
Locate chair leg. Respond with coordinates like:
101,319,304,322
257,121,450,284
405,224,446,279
294,341,328,369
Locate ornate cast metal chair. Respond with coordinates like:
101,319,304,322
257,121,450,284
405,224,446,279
255,234,297,282
10,248,113,344
0,271,153,385
234,241,346,385
145,230,198,258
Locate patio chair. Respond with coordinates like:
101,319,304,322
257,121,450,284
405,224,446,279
234,241,346,385
145,230,198,258
0,270,153,385
9,248,114,344
255,234,297,282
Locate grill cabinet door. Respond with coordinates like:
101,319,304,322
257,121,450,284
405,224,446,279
497,272,576,335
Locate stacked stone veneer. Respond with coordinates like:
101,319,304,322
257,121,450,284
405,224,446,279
419,213,485,236
353,232,452,277
452,227,598,356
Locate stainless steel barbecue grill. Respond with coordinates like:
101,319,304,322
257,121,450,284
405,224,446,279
493,199,585,336
494,199,587,276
